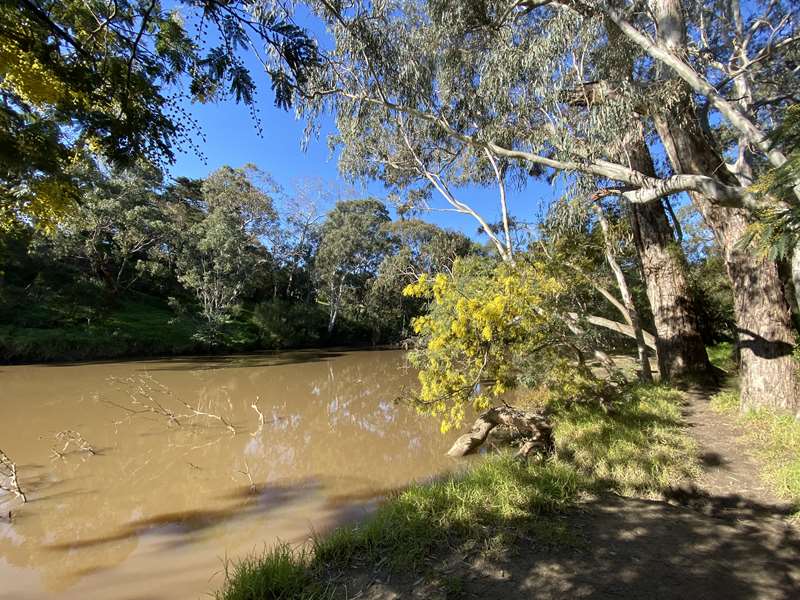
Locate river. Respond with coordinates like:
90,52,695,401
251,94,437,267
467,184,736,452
0,349,456,599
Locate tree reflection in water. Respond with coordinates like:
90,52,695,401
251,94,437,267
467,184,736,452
0,350,454,599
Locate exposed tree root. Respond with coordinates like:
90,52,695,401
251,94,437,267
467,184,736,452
447,406,554,459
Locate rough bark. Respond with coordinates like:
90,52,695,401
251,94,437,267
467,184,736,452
446,406,553,458
651,0,799,416
635,207,709,380
602,12,711,381
625,134,711,380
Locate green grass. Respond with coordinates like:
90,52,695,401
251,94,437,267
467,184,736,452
554,384,700,496
214,383,698,600
711,390,800,517
0,293,270,362
217,544,328,600
707,342,736,373
0,296,202,362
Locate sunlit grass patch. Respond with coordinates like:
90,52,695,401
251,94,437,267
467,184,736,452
312,455,582,572
215,543,328,600
707,342,736,373
555,385,699,497
711,390,800,517
215,383,698,599
709,390,739,412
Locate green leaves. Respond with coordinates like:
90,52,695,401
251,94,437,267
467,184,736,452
2,0,320,227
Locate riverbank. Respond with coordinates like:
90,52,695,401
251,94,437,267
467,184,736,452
0,291,384,363
215,383,717,599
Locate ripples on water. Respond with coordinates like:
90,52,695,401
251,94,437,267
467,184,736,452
0,350,454,599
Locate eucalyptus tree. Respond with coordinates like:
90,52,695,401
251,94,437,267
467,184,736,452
271,178,339,300
293,0,707,380
384,219,476,277
367,219,477,337
313,198,393,333
174,165,278,334
1,0,318,229
35,158,170,293
293,0,799,414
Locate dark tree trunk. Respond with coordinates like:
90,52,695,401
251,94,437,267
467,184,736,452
602,14,711,381
624,128,712,380
649,0,799,415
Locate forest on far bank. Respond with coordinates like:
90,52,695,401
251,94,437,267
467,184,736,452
1,154,737,366
1,0,799,420
0,162,483,360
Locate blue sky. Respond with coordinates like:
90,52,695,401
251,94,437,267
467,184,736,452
170,95,557,239
168,7,557,240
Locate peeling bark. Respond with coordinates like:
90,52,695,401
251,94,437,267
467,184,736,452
650,0,799,416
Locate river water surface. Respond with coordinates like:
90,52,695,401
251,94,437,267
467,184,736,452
0,349,456,599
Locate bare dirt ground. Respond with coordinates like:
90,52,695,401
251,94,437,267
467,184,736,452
336,387,800,599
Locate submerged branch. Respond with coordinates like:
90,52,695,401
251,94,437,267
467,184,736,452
0,449,26,504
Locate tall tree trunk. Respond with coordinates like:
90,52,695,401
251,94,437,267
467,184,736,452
603,11,710,381
650,0,799,415
623,127,712,380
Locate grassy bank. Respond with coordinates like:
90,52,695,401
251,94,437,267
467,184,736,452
0,293,256,362
0,294,205,362
711,390,800,517
215,384,698,600
0,289,369,363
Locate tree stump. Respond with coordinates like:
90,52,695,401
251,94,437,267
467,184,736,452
446,406,553,459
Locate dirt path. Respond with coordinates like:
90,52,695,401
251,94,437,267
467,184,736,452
348,388,800,599
678,387,790,509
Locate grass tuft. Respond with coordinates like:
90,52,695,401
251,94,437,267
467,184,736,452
711,390,800,518
215,383,698,599
215,543,327,600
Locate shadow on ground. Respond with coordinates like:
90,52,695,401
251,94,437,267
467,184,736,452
343,492,799,600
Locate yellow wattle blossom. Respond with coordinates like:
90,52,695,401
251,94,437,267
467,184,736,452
0,39,70,106
408,257,565,432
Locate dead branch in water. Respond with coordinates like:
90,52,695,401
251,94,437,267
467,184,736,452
105,374,182,426
0,449,27,503
250,397,265,437
51,430,97,460
447,406,554,459
179,400,236,434
237,457,257,494
106,373,237,433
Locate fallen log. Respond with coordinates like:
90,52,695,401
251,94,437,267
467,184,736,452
446,406,553,459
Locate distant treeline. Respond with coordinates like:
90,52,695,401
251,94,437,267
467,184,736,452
0,162,478,361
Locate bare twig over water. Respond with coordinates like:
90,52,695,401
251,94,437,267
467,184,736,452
237,458,256,494
51,430,97,460
106,373,237,433
180,400,237,434
0,449,27,503
251,397,265,437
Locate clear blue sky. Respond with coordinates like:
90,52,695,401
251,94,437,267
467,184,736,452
170,96,557,239
168,8,557,240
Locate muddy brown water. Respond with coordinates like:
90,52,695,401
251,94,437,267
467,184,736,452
0,349,457,599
